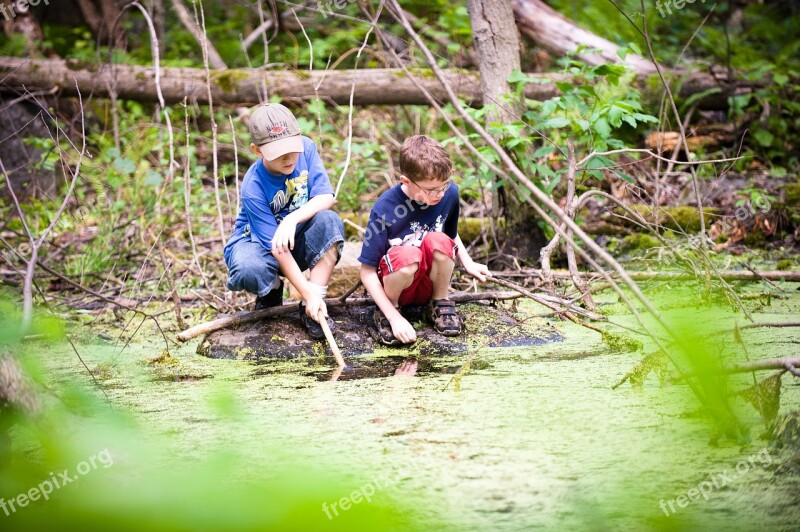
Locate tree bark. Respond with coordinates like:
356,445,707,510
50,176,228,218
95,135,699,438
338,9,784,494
2,8,44,55
511,0,658,75
469,0,546,261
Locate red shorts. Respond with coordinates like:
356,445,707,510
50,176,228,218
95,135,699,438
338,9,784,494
378,232,457,306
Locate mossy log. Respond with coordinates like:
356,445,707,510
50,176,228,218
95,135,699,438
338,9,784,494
0,57,728,107
607,205,721,233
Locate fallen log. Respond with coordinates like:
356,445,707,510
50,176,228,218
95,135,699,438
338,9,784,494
511,0,657,75
0,57,725,107
510,0,746,109
176,290,522,342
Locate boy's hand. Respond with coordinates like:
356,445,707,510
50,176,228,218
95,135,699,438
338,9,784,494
304,293,327,322
271,217,298,254
389,315,417,344
462,259,491,282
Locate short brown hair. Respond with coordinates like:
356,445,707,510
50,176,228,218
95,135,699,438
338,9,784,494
399,135,453,183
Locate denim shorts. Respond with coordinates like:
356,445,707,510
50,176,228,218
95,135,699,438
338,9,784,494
224,210,345,297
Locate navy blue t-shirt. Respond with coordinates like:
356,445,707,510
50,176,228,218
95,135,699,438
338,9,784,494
358,183,460,268
224,136,333,262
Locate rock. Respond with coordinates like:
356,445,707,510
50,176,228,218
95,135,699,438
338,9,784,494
197,302,564,361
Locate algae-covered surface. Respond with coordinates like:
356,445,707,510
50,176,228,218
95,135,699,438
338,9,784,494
12,281,800,530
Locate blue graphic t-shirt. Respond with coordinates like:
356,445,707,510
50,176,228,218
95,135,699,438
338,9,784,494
224,136,333,261
358,183,460,268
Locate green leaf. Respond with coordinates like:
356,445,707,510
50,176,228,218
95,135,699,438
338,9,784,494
608,105,625,127
533,145,556,158
614,169,635,183
544,174,562,194
541,117,571,129
754,129,774,147
145,170,163,188
507,69,527,84
773,73,788,86
771,166,787,177
632,113,659,124
114,157,135,175
593,117,611,138
555,81,574,93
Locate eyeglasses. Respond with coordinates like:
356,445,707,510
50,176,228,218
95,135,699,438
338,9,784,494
407,178,452,197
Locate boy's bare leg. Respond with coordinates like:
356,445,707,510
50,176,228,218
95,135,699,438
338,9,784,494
382,263,418,307
309,246,339,286
429,250,455,300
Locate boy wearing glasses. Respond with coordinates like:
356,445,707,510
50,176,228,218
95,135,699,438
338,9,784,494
358,135,490,345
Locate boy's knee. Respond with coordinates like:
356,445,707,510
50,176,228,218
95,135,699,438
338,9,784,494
393,262,419,277
384,262,419,282
314,209,344,230
432,249,454,263
423,231,451,248
239,259,271,280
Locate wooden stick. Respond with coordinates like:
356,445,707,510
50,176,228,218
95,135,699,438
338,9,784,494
176,290,521,342
318,310,345,368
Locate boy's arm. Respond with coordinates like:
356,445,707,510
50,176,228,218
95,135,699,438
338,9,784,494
454,235,490,282
360,264,417,343
271,193,334,253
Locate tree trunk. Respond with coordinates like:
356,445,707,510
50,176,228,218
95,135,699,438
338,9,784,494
511,0,658,75
2,8,44,55
468,0,547,261
0,95,57,200
0,56,731,107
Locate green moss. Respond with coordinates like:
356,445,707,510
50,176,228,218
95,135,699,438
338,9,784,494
619,233,659,252
743,229,767,247
785,183,800,205
601,331,643,353
210,70,250,93
623,205,719,233
776,259,793,271
65,59,97,72
147,349,178,366
234,346,254,360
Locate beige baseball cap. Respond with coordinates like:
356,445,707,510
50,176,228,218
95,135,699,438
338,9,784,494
249,103,304,161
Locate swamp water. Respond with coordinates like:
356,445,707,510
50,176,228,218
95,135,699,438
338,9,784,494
6,283,800,530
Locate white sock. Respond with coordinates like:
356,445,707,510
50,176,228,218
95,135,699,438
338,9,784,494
270,277,282,291
308,282,328,299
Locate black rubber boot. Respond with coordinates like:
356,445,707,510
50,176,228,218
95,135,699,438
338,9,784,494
254,280,283,310
299,301,336,341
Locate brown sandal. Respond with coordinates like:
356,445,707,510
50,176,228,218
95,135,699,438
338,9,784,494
429,299,462,337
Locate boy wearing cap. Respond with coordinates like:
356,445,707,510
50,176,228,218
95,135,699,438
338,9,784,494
224,103,344,339
358,135,490,345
